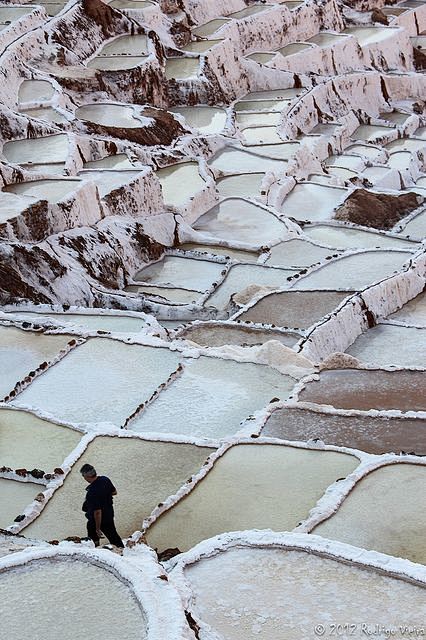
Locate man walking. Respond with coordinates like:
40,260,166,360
80,463,124,549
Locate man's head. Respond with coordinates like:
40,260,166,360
80,464,97,483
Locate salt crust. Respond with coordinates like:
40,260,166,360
0,543,193,640
167,530,426,635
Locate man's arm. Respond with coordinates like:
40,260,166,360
94,509,102,537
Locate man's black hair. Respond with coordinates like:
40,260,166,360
80,464,96,477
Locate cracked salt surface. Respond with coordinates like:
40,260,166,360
130,356,295,438
145,443,358,552
13,338,180,425
182,545,426,639
0,558,147,640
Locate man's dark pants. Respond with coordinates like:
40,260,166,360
87,515,124,548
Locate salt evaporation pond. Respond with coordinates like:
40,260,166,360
170,106,226,133
247,52,276,65
293,250,411,290
238,290,351,329
0,478,39,529
351,125,394,142
0,558,147,640
242,126,284,145
24,436,213,540
0,408,81,471
145,443,358,552
314,463,426,564
303,224,416,249
345,143,383,159
325,154,364,171
126,284,202,304
134,255,223,290
208,146,286,173
344,26,399,45
263,407,426,455
308,32,348,46
181,39,223,54
0,326,71,399
78,170,141,197
130,356,295,439
192,18,229,38
389,291,426,325
228,4,274,18
264,239,335,268
4,311,148,333
246,142,299,160
165,57,200,80
278,42,313,56
362,165,392,184
398,209,426,239
0,6,34,21
76,104,147,128
299,369,426,412
95,34,148,55
217,173,264,199
180,243,259,262
177,323,301,348
386,138,426,152
379,111,410,125
206,264,294,311
84,153,137,169
182,545,426,640
5,179,80,204
87,56,148,70
326,166,357,181
156,162,205,206
18,80,55,102
280,183,348,221
3,133,68,165
13,338,180,425
234,98,292,112
346,324,426,367
193,198,287,246
236,111,281,128
108,0,156,8
241,88,302,101
0,192,40,222
21,107,68,124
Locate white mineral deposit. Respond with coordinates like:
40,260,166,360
0,0,425,636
